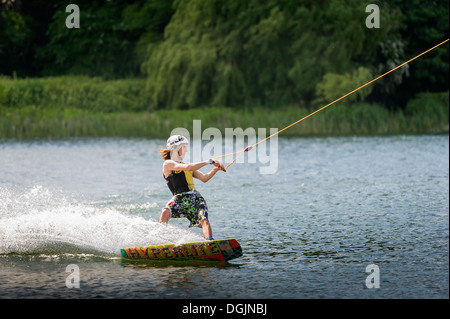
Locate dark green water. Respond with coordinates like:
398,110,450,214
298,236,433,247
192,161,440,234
0,135,448,299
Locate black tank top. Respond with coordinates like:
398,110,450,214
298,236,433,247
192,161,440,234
164,168,196,195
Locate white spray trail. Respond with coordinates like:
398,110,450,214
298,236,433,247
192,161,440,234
0,186,203,256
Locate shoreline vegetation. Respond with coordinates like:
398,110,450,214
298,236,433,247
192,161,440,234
0,77,448,139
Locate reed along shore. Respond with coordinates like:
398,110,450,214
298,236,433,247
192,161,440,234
0,77,448,138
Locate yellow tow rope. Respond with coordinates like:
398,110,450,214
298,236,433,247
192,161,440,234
214,38,449,171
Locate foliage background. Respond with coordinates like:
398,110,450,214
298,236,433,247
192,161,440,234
0,0,448,137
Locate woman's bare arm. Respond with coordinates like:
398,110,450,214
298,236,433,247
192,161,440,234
193,167,220,183
163,160,208,177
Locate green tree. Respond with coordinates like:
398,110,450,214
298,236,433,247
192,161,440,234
143,0,402,109
1,0,64,76
0,9,32,76
36,1,129,78
315,67,373,105
384,0,449,108
35,0,171,78
122,0,174,66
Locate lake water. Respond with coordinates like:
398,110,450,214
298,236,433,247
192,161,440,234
0,135,448,300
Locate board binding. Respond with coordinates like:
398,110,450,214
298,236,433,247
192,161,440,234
120,238,242,262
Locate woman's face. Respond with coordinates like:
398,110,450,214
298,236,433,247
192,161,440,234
178,144,188,158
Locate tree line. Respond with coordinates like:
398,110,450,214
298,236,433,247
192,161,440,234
1,0,448,110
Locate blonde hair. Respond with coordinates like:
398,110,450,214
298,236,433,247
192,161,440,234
158,149,171,160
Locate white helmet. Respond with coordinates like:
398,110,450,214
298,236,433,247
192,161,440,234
166,135,188,150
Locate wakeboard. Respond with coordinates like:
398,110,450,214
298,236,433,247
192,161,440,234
120,238,242,262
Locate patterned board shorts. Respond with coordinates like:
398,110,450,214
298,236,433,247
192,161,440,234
164,191,209,227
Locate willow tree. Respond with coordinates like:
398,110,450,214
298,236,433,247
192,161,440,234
144,0,402,109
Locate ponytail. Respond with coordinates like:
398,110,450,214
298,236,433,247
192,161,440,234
158,149,171,160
